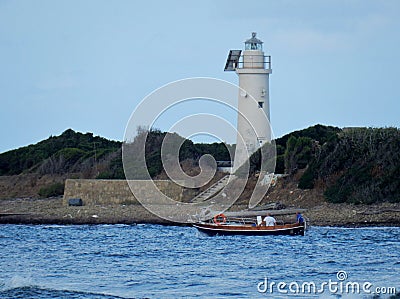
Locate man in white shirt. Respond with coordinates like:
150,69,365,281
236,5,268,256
263,213,276,226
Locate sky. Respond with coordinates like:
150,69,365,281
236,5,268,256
0,0,399,153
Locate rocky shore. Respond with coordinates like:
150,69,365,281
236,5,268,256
1,173,400,227
1,195,399,227
0,197,170,225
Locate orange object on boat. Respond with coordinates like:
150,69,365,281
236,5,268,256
213,214,227,225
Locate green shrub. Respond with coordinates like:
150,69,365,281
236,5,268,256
96,171,113,179
324,183,352,203
284,136,313,173
38,182,65,198
298,168,315,189
275,155,285,174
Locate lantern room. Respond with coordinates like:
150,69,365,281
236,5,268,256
245,32,263,51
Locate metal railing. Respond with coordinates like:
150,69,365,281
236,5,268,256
236,55,271,70
206,216,287,226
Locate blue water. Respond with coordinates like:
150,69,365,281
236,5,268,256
0,225,399,299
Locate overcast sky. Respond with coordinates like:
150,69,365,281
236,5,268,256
1,0,399,152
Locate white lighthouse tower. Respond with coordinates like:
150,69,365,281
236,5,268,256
225,32,272,172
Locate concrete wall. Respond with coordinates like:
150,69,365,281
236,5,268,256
63,179,197,206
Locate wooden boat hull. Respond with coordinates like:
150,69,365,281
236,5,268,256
193,223,305,236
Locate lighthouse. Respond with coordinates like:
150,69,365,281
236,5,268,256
225,32,272,172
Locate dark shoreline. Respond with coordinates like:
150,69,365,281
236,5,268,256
0,216,180,226
1,214,399,228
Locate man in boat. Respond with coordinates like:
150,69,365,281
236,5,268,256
263,213,276,226
296,212,304,224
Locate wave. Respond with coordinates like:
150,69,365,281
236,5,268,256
0,286,134,299
0,277,133,299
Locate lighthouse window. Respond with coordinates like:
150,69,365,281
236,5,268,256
245,32,263,51
258,102,263,108
245,43,262,50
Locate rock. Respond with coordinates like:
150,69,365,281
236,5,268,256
68,198,83,206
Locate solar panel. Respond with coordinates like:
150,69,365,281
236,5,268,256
224,50,242,71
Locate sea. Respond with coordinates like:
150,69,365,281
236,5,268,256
0,224,399,299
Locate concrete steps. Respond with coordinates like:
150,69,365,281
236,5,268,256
191,175,231,203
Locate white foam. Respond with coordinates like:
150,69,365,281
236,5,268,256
1,274,34,291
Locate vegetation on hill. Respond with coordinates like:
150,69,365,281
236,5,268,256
0,129,121,176
123,128,233,179
275,124,341,149
247,125,400,204
0,128,233,181
1,125,399,204
300,127,400,204
244,124,340,175
275,124,341,174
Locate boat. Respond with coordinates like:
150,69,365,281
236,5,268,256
193,213,306,236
